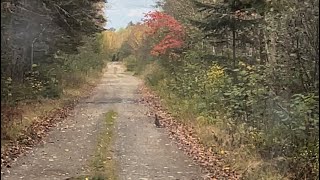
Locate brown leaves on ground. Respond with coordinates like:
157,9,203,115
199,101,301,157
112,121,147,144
138,85,240,180
1,105,24,139
1,105,70,169
1,85,96,170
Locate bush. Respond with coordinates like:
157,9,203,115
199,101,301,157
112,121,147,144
133,48,319,179
1,34,107,142
124,55,138,72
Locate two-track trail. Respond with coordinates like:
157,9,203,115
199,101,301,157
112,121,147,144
1,62,204,180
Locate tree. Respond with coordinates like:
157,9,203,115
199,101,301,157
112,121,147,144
122,0,319,179
127,21,135,27
191,0,265,69
1,0,106,102
143,11,185,56
108,27,116,32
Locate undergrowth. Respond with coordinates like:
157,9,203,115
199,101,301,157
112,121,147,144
1,70,104,145
1,35,108,146
125,56,318,179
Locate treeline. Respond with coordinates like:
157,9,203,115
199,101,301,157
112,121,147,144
116,0,319,179
1,1,107,139
101,23,147,62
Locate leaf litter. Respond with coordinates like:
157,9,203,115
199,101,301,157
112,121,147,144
1,85,96,170
138,84,241,180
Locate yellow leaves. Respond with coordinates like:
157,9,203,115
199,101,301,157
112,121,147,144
102,29,131,52
207,64,224,80
101,24,148,53
239,61,252,70
205,64,225,88
126,25,146,51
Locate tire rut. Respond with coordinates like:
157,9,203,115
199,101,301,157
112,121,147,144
2,62,205,180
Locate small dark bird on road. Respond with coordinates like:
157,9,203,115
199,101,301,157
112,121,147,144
155,114,162,128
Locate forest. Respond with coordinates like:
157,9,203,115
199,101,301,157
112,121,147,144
1,0,319,179
1,0,108,165
106,0,319,179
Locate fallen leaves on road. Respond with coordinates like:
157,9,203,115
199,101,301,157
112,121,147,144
1,85,96,169
1,102,74,169
138,84,241,180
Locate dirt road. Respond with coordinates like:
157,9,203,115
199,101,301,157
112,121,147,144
2,62,204,180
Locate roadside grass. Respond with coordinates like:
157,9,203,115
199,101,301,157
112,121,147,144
124,60,288,179
1,69,104,147
156,88,289,179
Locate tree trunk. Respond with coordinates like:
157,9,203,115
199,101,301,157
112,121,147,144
232,28,236,69
232,25,238,83
268,31,277,65
259,28,267,65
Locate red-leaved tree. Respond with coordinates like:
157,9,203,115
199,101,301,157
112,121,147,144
143,11,184,56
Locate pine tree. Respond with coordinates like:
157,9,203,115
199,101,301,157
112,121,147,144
191,0,265,69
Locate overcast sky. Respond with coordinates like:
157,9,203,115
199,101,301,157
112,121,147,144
104,0,157,29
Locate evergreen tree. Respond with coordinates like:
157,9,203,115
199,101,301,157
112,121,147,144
191,0,266,69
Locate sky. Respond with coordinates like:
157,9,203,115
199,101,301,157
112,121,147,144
104,0,157,30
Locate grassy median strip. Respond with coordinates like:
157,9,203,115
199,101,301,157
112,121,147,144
92,110,118,180
66,110,118,180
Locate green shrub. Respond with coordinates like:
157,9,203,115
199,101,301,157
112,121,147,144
124,55,138,72
132,48,319,179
